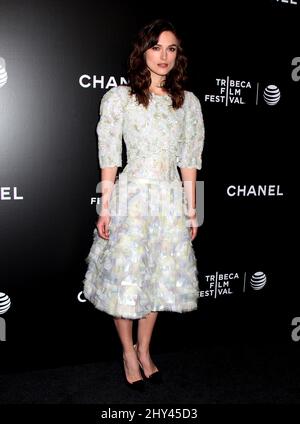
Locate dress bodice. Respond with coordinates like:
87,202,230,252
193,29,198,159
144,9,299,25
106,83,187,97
96,85,205,182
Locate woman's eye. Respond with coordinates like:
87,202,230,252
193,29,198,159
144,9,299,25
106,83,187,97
169,47,177,52
152,46,160,51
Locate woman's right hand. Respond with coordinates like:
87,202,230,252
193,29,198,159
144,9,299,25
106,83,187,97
96,209,111,240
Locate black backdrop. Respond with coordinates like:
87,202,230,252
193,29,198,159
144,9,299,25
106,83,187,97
0,0,299,373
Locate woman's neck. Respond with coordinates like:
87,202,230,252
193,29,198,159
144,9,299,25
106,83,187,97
149,86,168,96
149,78,167,96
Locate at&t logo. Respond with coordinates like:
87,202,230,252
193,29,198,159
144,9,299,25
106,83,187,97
0,292,11,341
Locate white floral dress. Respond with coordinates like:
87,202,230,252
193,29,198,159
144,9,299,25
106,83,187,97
82,85,205,319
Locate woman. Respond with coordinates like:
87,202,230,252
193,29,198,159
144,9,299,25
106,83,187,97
83,18,205,390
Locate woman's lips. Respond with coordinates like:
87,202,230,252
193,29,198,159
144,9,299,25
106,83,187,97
158,64,168,68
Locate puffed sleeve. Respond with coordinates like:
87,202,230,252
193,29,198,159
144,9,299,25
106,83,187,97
177,91,205,170
96,86,124,168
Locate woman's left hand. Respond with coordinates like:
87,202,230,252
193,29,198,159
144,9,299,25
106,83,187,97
188,214,199,241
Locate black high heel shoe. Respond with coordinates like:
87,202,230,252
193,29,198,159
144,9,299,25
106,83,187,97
133,344,163,384
121,358,146,391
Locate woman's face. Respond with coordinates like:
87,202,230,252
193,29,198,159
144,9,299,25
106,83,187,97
144,30,178,78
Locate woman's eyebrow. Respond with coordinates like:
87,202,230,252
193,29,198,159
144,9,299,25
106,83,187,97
156,43,178,47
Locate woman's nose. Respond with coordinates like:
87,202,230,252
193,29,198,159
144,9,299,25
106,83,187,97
160,49,167,60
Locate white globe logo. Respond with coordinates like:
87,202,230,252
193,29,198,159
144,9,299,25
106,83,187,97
0,292,11,315
263,85,280,105
250,272,267,290
0,57,8,88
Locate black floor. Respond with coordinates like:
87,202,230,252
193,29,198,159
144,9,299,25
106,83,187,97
1,342,299,405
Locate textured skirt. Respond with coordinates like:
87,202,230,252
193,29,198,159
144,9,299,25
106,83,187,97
82,174,200,319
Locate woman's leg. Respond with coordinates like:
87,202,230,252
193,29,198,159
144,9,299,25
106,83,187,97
136,312,159,377
113,317,143,383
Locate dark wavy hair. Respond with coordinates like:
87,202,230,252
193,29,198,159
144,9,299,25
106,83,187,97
127,19,188,109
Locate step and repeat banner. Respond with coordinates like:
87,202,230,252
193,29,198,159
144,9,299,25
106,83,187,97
0,0,299,371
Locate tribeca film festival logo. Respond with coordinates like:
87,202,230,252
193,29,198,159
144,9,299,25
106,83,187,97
200,271,267,298
0,292,11,342
79,75,128,89
204,77,280,106
0,57,8,88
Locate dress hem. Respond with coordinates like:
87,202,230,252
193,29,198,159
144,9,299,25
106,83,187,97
84,297,199,320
